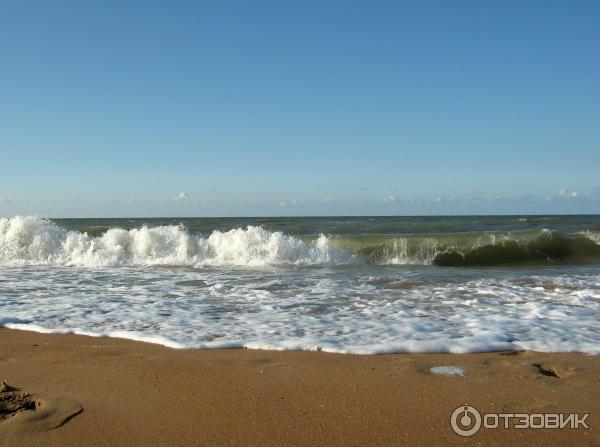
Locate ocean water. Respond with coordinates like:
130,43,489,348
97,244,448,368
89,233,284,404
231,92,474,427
1,215,600,354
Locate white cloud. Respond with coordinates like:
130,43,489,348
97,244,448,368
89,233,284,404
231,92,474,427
277,199,304,207
175,192,189,201
558,188,578,198
384,195,395,203
321,197,336,204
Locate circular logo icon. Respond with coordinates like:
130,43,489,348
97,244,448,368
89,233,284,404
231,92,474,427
451,405,482,437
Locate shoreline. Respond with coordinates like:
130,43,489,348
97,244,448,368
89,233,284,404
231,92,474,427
1,328,599,446
2,324,599,356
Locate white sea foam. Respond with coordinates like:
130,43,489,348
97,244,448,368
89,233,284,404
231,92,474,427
583,230,600,245
1,262,600,354
430,366,467,376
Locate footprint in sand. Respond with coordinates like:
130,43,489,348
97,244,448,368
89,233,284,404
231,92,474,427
0,381,82,438
532,363,578,379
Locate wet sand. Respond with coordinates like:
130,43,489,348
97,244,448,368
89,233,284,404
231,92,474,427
1,328,599,446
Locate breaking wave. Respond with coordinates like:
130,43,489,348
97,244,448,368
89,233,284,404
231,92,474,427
0,216,340,267
1,216,600,267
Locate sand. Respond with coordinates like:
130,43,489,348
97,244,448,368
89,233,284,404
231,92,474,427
1,328,599,446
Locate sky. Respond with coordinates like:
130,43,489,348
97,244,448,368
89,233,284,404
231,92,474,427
1,0,599,217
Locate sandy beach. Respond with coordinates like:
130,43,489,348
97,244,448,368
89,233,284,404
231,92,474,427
3,0,599,444
0,328,598,446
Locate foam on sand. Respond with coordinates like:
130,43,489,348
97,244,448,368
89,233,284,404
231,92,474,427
429,366,467,376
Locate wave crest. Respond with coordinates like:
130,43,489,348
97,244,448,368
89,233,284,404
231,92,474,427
1,216,600,267
0,216,343,267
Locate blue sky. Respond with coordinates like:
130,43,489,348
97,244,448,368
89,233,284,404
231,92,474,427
1,0,599,217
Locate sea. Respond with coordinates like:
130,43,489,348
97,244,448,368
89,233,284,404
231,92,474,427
1,215,600,354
